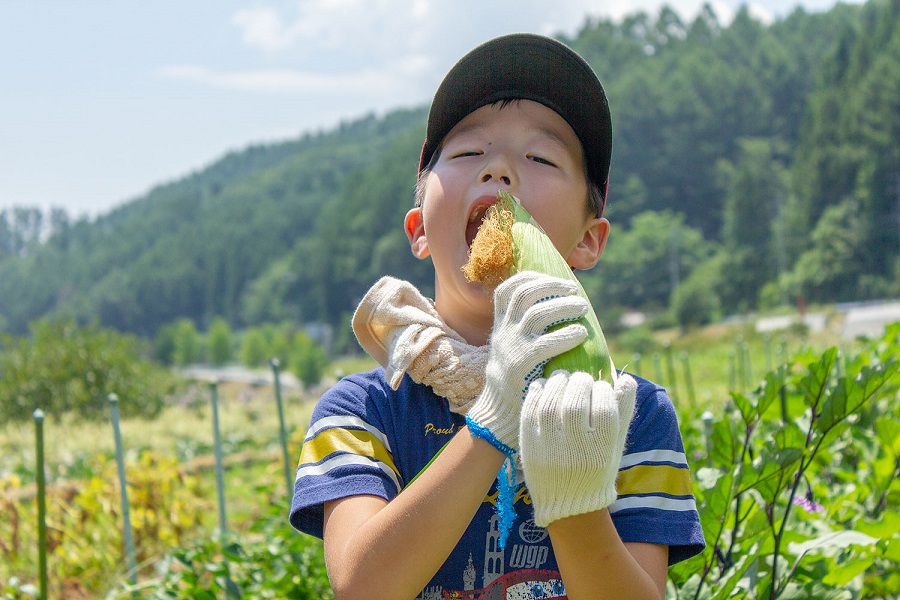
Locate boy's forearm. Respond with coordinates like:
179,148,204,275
323,426,506,600
548,510,667,600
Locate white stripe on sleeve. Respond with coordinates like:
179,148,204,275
619,449,688,470
295,452,402,493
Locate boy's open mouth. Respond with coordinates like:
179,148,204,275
465,203,492,250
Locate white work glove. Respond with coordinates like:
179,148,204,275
465,271,589,457
519,370,637,527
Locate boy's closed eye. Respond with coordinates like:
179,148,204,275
451,150,483,159
528,155,557,167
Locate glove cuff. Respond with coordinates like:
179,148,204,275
465,414,516,457
465,384,520,453
532,484,618,528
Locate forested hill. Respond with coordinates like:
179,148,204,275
1,0,897,347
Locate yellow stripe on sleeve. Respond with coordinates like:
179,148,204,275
616,464,694,498
299,427,399,479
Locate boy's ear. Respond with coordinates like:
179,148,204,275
404,207,431,259
567,217,609,270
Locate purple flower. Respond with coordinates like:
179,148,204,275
793,495,825,514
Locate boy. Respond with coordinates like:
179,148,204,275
290,33,704,599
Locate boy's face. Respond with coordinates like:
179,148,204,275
406,100,607,342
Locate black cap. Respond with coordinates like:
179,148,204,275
419,33,612,215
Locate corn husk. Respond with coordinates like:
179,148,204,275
463,190,615,383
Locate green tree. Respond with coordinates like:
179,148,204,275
0,319,171,422
154,321,178,365
292,331,327,388
671,252,726,329
586,210,713,310
207,317,233,366
240,327,268,368
717,138,790,311
785,198,869,302
172,318,200,366
791,0,899,296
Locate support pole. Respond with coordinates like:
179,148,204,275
33,409,48,600
209,380,227,537
108,394,137,585
270,359,294,498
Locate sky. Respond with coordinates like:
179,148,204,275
0,0,861,218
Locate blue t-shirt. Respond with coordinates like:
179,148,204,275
290,369,704,598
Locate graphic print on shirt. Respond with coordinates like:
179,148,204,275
415,488,565,600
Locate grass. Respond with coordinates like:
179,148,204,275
1,379,317,483
607,309,867,415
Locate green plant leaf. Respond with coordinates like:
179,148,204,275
876,416,900,456
730,391,757,426
798,347,838,411
883,536,900,562
822,556,874,586
740,447,802,500
856,511,900,539
709,416,743,469
777,581,853,599
757,369,787,420
817,361,892,436
788,529,878,557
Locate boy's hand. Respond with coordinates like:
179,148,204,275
519,370,637,527
465,271,588,456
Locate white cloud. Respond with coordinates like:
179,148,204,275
230,1,434,57
231,7,303,53
158,54,432,98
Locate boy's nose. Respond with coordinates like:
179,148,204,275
479,154,514,187
482,172,511,186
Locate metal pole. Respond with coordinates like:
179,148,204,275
108,394,137,585
702,410,714,467
742,340,753,390
270,358,294,498
209,380,227,536
777,339,788,422
729,350,737,392
33,409,48,600
735,336,745,392
680,351,696,407
653,352,663,386
664,343,678,398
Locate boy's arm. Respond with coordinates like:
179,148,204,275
549,510,668,600
323,427,504,600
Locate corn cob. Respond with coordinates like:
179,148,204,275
463,190,615,383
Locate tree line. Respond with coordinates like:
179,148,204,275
0,0,896,350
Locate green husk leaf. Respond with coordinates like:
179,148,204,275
463,190,615,383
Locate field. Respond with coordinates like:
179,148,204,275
2,316,898,599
